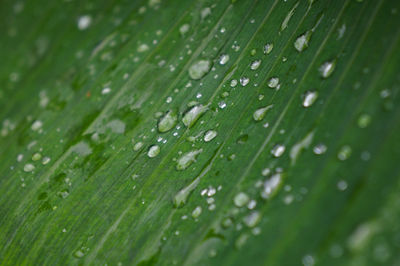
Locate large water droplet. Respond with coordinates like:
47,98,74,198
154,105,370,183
253,105,273,121
182,104,208,128
176,149,202,170
147,145,160,158
188,59,211,80
157,109,178,133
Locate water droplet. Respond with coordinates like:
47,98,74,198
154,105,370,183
188,59,211,80
271,144,285,157
147,145,160,158
23,163,35,172
32,153,42,161
176,149,202,170
192,206,202,218
337,180,348,191
250,60,261,70
179,24,190,35
31,120,43,131
133,141,144,151
236,134,248,144
243,211,261,228
219,54,230,65
319,60,336,78
233,192,249,207
230,79,238,87
290,131,314,165
302,91,318,107
281,1,299,31
101,87,111,95
357,113,371,128
204,130,217,142
313,143,327,155
267,77,279,88
157,110,178,133
263,43,273,54
137,43,149,53
337,145,351,161
302,254,315,266
294,31,312,52
240,77,250,86
261,173,282,199
77,15,92,30
182,104,208,128
253,105,273,121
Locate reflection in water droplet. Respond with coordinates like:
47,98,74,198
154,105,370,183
294,31,312,52
313,143,327,155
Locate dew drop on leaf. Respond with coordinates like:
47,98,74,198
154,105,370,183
250,59,261,70
271,144,285,157
192,206,202,218
261,173,282,199
267,77,279,88
23,163,35,172
253,105,273,121
240,77,250,86
188,59,211,80
157,109,178,133
319,60,336,78
219,54,230,65
233,192,250,207
302,91,318,107
182,104,208,128
147,145,160,158
294,31,312,52
243,211,261,228
337,145,352,161
263,43,273,54
176,149,202,171
204,130,217,142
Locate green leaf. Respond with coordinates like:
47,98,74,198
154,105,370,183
1,0,400,265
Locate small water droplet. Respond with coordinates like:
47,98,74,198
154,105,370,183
133,141,144,151
337,145,351,161
230,79,238,87
319,60,336,78
219,54,230,65
243,211,261,228
337,180,348,191
32,153,42,161
179,24,190,35
23,163,35,172
253,105,273,121
240,77,250,86
357,113,371,128
261,173,282,199
313,143,327,155
263,43,273,54
188,59,212,80
77,15,92,30
31,120,43,131
302,91,318,107
271,144,285,157
158,110,178,133
137,43,149,53
192,206,202,218
204,130,217,142
267,77,279,88
147,145,160,158
233,192,249,207
250,59,261,70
